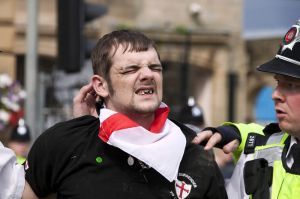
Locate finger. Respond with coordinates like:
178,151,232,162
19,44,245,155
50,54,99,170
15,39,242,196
204,133,222,150
222,139,240,154
74,82,93,103
91,109,99,118
95,95,101,101
191,130,213,144
81,83,94,100
85,92,97,104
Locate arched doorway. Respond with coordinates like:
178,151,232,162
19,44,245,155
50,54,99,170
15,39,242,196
254,86,276,124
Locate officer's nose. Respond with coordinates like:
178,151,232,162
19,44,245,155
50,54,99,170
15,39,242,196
272,86,285,103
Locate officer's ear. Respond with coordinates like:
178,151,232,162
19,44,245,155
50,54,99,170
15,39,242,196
92,75,109,98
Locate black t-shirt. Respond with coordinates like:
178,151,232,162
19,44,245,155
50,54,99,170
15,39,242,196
25,116,227,199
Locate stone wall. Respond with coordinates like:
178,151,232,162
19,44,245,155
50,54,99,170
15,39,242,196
11,0,249,125
0,0,16,79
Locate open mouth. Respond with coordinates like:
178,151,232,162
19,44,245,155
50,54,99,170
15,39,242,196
136,88,154,95
275,108,287,120
276,109,285,114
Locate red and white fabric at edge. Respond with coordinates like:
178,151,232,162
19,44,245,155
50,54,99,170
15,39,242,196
98,103,186,182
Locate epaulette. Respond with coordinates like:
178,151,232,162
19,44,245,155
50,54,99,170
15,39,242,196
263,123,281,134
244,133,269,155
244,123,281,155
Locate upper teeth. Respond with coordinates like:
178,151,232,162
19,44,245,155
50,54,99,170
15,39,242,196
140,89,153,95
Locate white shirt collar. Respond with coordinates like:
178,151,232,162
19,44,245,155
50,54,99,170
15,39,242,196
286,136,298,168
286,136,298,157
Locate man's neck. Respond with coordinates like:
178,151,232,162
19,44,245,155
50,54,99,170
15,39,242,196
127,113,155,130
103,103,158,130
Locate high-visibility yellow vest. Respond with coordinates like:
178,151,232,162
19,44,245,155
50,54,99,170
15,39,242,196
16,155,26,165
225,123,300,199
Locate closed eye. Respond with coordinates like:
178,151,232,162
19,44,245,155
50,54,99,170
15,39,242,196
120,65,140,74
149,64,163,72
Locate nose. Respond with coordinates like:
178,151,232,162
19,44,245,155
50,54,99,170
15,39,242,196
272,86,284,103
139,66,154,80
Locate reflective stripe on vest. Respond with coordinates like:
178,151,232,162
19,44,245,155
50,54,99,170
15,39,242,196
251,132,285,199
254,132,285,167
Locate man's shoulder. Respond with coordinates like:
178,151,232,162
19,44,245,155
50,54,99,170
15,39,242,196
179,143,226,197
33,115,99,150
170,119,197,143
183,143,215,165
42,115,98,136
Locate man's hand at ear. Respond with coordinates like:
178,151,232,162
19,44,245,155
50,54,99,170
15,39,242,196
73,82,99,118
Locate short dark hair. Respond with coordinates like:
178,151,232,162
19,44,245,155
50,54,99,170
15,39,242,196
91,30,159,79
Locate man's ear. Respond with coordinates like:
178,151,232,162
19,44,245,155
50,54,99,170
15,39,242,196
92,75,109,98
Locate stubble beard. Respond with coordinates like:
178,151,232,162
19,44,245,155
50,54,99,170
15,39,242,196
132,101,160,114
107,78,162,119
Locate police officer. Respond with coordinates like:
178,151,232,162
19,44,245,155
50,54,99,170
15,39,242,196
194,19,300,199
7,118,31,165
178,96,205,132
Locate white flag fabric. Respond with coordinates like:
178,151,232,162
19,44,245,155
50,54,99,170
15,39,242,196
98,103,186,182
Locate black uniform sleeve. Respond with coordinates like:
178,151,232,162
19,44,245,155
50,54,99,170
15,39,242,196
202,125,241,148
25,115,99,197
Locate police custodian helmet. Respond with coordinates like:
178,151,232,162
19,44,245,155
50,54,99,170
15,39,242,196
10,118,31,143
257,19,300,79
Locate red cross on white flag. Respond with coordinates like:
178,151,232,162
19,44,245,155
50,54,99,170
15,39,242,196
175,180,192,199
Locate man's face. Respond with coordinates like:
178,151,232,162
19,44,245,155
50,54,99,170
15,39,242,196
8,141,30,157
272,74,300,138
105,45,163,119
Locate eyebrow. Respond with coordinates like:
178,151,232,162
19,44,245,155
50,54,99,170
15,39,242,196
122,64,139,69
148,63,162,67
121,63,162,69
0,50,10,54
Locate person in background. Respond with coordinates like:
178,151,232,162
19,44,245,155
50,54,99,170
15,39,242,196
178,96,234,178
178,96,205,132
7,118,31,165
0,141,25,199
213,148,234,180
194,19,300,199
0,50,25,199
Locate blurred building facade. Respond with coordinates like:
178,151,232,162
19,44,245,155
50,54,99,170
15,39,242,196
0,0,289,132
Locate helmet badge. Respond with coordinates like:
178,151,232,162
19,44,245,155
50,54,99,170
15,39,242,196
284,27,297,45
